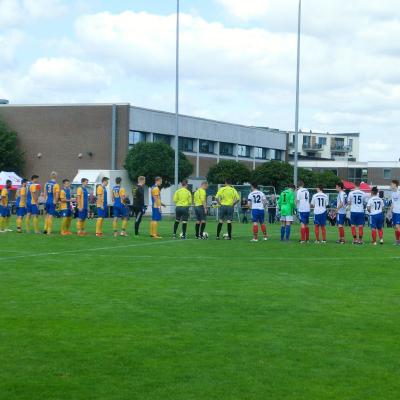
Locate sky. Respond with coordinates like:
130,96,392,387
1,0,400,161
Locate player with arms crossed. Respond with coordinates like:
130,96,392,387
215,179,240,240
278,184,296,241
348,183,366,244
390,179,400,245
173,179,192,240
96,177,109,237
335,182,347,244
43,171,60,235
248,183,268,242
60,179,73,235
194,182,208,239
112,177,129,237
26,175,40,234
367,187,384,245
311,185,329,244
132,176,146,236
296,181,310,243
16,179,28,233
76,178,89,236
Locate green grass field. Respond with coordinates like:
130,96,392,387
1,217,400,400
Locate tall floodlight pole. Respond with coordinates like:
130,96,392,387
293,0,302,186
174,0,180,190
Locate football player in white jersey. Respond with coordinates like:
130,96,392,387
311,186,329,243
367,187,384,245
335,182,347,244
248,183,267,242
390,179,400,245
347,183,366,244
296,180,310,243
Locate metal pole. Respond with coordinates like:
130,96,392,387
293,0,302,186
111,104,117,170
174,0,180,189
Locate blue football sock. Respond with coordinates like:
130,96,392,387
285,225,291,240
280,226,285,240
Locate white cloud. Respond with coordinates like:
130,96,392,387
215,0,269,21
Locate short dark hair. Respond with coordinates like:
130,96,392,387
336,182,344,190
115,177,122,184
6,179,12,185
181,179,188,186
155,176,162,182
318,184,324,191
392,179,399,187
371,186,378,195
251,182,258,189
288,184,295,190
298,180,305,187
225,178,232,185
21,178,28,184
31,175,39,180
62,179,70,184
81,178,88,183
102,177,109,183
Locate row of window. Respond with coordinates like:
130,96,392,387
129,131,283,160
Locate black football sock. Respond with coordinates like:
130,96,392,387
182,223,187,236
217,223,223,237
227,222,232,238
200,222,206,236
195,223,200,237
173,221,179,235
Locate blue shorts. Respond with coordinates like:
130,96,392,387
60,209,72,218
299,212,310,224
113,205,128,218
27,204,39,215
97,208,107,218
45,203,56,216
152,207,162,221
252,209,265,224
17,207,27,217
78,210,88,220
351,212,365,226
314,212,327,226
336,213,346,225
393,212,400,225
370,214,384,229
0,206,11,217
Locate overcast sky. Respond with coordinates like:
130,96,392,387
1,0,400,161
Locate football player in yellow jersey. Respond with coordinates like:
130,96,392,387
76,178,89,236
150,176,165,239
16,179,28,233
60,179,73,235
194,181,208,239
26,175,40,234
43,171,60,235
215,179,240,240
173,179,193,239
112,177,129,237
0,179,12,233
95,177,109,237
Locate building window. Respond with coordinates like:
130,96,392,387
384,169,392,180
179,137,194,152
348,168,368,185
255,147,268,160
303,135,311,146
274,150,284,160
318,137,327,145
237,145,251,158
199,140,215,154
153,133,171,145
129,131,146,148
348,138,353,150
220,142,234,156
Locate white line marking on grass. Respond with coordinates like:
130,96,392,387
0,240,181,261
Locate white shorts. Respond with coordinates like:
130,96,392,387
280,215,294,222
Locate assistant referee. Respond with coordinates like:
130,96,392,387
173,179,193,239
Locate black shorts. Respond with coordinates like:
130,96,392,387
219,205,234,221
194,206,206,221
176,206,189,222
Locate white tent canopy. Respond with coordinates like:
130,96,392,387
0,171,23,189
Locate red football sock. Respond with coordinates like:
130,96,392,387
261,224,267,236
305,227,310,241
351,226,356,238
396,230,400,241
315,226,320,241
358,226,363,240
300,227,305,241
378,229,383,240
372,229,377,242
253,225,258,239
339,226,345,240
321,226,327,241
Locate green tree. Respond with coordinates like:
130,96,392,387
207,160,251,185
313,170,340,189
124,142,193,188
251,161,293,192
0,119,24,174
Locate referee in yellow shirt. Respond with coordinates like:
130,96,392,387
215,179,240,240
173,179,192,239
194,181,208,239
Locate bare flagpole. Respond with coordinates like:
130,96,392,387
174,0,180,189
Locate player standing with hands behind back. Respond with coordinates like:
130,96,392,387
248,183,268,242
348,183,366,245
278,184,296,241
367,187,384,245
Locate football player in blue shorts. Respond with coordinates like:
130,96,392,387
248,183,268,242
367,187,384,245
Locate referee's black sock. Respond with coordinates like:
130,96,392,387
217,223,223,237
195,223,200,238
227,222,232,238
182,223,187,237
173,221,179,235
200,222,206,236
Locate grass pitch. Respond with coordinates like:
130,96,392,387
0,218,399,400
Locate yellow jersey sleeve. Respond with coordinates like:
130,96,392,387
30,184,38,204
152,187,160,197
77,187,83,209
54,183,60,195
96,186,104,207
1,189,7,206
120,188,126,198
